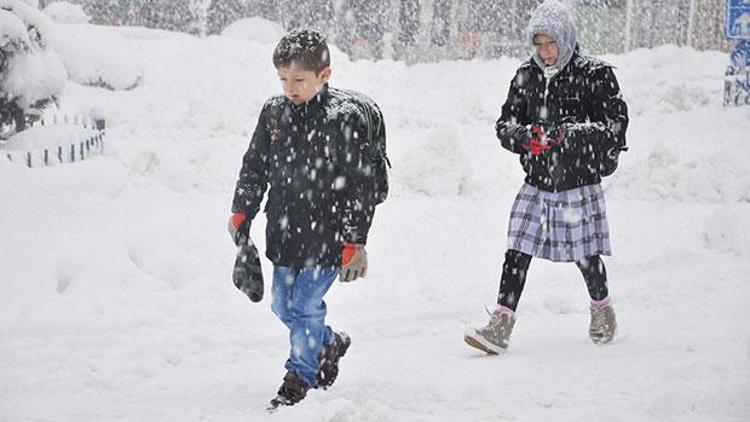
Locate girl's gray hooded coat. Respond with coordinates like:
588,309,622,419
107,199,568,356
495,0,629,192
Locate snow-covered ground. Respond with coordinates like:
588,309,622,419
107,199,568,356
1,21,749,422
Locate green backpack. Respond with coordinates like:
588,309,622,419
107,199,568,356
360,101,391,205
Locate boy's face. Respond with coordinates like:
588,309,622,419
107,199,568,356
277,66,331,105
533,33,559,66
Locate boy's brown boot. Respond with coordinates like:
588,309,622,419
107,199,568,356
317,331,351,389
269,371,309,409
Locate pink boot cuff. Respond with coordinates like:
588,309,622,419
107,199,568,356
496,304,516,317
590,297,611,309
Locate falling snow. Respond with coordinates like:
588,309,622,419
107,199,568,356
0,1,748,421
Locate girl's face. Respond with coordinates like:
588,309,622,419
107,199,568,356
534,33,559,66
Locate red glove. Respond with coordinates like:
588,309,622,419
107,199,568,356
231,212,246,229
522,124,563,155
524,125,548,155
340,243,367,282
342,243,357,266
228,212,250,245
525,139,551,155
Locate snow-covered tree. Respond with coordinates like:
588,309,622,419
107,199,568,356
0,0,65,139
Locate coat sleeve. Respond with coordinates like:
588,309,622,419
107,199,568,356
495,68,531,154
340,112,378,245
231,103,271,219
560,66,629,155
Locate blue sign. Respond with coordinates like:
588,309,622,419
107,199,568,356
727,0,750,39
730,39,750,67
724,40,750,106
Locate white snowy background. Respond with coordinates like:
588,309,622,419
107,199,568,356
1,8,750,422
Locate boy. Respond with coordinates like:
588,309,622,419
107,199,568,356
464,0,628,353
229,29,387,407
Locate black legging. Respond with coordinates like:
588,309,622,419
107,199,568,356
496,250,609,311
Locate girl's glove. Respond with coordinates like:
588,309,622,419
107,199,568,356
522,123,564,155
340,243,367,282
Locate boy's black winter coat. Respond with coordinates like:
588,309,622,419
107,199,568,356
496,50,629,192
232,85,384,268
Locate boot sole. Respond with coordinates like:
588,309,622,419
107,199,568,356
590,329,616,345
463,330,505,355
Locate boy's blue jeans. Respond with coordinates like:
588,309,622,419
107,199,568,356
271,265,338,387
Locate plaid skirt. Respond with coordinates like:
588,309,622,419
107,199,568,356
507,183,612,262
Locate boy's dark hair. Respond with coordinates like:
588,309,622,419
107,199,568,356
272,29,330,73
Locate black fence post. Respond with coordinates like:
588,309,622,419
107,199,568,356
94,119,105,131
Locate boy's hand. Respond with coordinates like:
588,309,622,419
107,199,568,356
228,212,250,245
340,243,367,282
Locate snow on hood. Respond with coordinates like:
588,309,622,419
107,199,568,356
527,0,577,72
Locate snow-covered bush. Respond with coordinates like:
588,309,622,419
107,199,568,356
0,0,66,138
220,16,285,44
47,23,142,91
42,1,90,24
